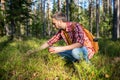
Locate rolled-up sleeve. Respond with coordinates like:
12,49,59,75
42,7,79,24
75,24,84,45
47,30,62,46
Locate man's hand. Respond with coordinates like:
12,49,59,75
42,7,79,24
48,46,64,53
26,42,50,56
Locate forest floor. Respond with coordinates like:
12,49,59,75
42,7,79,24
0,36,120,80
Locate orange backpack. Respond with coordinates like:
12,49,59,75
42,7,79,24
80,24,99,53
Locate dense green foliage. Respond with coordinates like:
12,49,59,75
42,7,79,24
0,8,5,36
5,0,32,23
0,0,34,38
0,36,119,80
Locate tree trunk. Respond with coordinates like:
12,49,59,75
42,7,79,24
40,0,43,37
43,0,46,37
117,0,120,38
89,0,93,33
96,0,100,38
112,0,117,40
10,20,15,40
10,0,15,40
4,24,10,36
66,0,70,21
119,0,120,38
102,0,106,21
47,0,51,36
107,0,109,14
58,0,61,11
109,0,112,14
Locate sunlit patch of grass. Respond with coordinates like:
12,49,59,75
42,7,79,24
73,61,98,80
0,36,8,42
91,53,119,80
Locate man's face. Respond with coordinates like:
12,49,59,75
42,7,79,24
52,18,62,29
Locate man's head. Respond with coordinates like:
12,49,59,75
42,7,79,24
52,12,67,22
52,12,67,29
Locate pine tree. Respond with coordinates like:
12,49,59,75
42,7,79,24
5,0,34,39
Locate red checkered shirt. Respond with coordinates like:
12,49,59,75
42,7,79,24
47,22,95,59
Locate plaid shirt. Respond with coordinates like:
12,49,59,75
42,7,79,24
47,22,95,59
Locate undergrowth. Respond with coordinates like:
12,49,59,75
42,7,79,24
0,36,120,80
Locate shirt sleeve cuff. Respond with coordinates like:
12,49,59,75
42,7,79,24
47,41,53,46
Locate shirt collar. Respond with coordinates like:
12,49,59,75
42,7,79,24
65,22,73,32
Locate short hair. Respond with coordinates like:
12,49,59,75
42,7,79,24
52,12,67,22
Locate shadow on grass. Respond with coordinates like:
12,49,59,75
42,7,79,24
0,37,13,80
0,37,12,52
95,39,120,80
98,38,120,57
110,61,120,80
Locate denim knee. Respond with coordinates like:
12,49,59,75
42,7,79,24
72,48,82,60
81,46,89,62
58,50,77,62
82,46,88,57
72,47,89,62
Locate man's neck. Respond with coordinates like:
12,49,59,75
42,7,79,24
61,22,67,30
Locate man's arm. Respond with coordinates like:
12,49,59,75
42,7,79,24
26,30,62,55
49,43,82,53
38,42,50,50
63,43,82,50
26,42,50,55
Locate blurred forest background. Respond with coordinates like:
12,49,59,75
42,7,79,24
0,0,120,80
0,0,120,40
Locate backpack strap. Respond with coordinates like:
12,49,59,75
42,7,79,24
61,22,77,45
61,30,72,45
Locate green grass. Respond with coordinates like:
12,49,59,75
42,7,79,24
0,36,120,80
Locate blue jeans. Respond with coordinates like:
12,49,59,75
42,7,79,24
58,46,89,62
